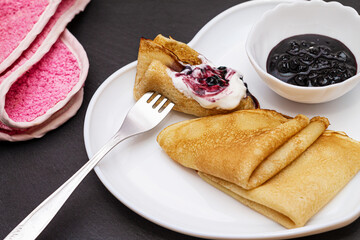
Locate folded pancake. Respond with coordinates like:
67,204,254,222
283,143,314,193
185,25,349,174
199,131,360,228
157,109,329,189
248,116,329,188
0,88,83,141
153,34,202,66
0,0,61,74
0,29,89,129
134,35,258,117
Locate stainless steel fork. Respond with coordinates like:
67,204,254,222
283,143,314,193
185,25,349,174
5,92,174,240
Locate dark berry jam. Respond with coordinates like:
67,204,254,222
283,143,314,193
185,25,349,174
175,65,234,97
266,34,357,87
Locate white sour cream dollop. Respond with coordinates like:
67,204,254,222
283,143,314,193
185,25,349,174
167,56,247,110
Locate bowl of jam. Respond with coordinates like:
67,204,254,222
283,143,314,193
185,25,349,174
246,1,360,103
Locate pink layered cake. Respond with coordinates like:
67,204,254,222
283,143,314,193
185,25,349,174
0,0,90,92
0,0,91,141
0,0,90,141
0,29,89,131
0,89,83,141
0,0,61,73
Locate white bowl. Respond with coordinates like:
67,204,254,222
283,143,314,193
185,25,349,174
246,0,360,103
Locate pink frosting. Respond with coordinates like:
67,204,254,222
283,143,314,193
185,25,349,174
0,121,11,131
0,0,49,63
5,39,80,122
0,0,76,85
0,89,84,141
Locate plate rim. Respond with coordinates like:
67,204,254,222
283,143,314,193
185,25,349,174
83,62,360,240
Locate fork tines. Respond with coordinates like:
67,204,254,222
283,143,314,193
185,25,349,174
146,92,174,113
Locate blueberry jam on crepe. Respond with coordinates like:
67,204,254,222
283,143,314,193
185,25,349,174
168,56,247,110
178,65,233,95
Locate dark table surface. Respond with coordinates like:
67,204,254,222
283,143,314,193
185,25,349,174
1,0,360,239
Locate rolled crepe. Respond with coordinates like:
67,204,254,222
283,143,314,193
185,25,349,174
157,109,329,189
248,116,330,188
134,35,258,117
199,131,360,228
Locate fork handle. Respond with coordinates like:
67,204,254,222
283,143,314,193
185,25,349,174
5,134,125,240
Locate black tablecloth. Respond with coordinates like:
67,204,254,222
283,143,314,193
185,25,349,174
1,0,360,239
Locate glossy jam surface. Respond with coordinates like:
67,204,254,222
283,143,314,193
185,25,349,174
167,56,248,110
175,65,232,98
266,34,357,87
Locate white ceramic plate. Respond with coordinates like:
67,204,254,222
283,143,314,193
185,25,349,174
84,0,360,239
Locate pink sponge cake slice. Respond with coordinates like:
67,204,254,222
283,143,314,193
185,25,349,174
0,88,83,141
0,29,89,129
0,0,61,74
0,0,90,89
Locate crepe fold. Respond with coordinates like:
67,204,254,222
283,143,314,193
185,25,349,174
0,0,90,77
155,109,360,228
157,109,329,190
134,35,258,117
199,130,360,228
